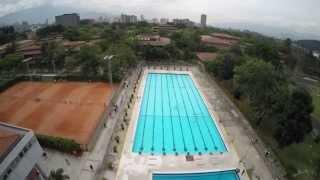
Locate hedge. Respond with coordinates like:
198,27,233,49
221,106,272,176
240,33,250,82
0,76,24,92
37,134,82,154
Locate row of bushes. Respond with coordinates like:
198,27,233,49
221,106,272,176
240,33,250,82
37,134,82,155
0,76,24,92
21,74,110,82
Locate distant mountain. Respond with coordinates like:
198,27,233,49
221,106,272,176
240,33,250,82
213,22,320,41
0,5,112,25
296,40,320,51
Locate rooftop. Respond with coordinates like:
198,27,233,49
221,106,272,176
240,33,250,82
201,35,239,49
0,123,27,162
137,35,171,46
211,33,241,41
196,52,218,62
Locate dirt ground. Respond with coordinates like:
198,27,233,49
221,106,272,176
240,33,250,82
0,81,117,146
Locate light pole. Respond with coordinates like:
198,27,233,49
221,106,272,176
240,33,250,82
103,55,115,104
23,57,33,80
103,55,114,87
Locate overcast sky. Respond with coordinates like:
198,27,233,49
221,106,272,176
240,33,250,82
1,0,319,37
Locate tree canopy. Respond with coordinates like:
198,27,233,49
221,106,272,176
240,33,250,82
274,88,314,147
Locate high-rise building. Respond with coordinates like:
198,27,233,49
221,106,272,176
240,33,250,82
140,15,145,22
172,18,194,27
201,14,207,27
55,13,80,27
120,14,138,24
0,123,47,180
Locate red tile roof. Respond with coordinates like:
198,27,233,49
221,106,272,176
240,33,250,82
196,52,218,61
211,33,241,41
201,35,239,49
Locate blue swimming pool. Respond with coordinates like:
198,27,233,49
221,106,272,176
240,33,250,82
153,170,240,180
133,73,227,155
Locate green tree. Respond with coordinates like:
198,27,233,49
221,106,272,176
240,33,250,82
36,25,65,38
102,27,125,43
0,54,23,73
103,44,137,81
274,88,313,147
63,28,80,41
0,26,16,45
171,29,200,51
77,46,102,77
246,40,280,68
314,159,320,178
140,45,169,60
41,42,66,72
49,168,70,180
64,56,79,73
234,58,287,125
206,53,238,80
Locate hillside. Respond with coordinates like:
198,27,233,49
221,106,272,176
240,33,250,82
296,40,320,51
0,5,111,25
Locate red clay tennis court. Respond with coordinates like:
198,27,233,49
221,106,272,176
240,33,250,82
0,81,117,146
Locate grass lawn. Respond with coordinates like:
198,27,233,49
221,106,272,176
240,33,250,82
215,77,320,180
311,86,320,120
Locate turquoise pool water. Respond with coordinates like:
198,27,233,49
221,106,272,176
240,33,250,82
133,73,227,155
153,170,240,180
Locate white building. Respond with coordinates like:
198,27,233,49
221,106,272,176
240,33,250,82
0,123,47,180
160,18,169,25
120,14,138,24
313,50,320,58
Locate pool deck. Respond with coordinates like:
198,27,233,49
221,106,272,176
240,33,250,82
116,69,249,180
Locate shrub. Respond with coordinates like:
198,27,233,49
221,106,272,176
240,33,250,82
232,87,242,100
37,134,82,154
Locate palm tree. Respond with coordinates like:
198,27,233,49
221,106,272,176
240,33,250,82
49,168,70,180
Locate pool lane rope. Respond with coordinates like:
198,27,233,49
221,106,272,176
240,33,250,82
165,75,176,152
172,75,197,152
139,75,152,152
178,75,208,151
183,76,219,151
170,75,188,153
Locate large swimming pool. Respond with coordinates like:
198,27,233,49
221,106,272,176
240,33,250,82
132,73,227,155
153,170,240,180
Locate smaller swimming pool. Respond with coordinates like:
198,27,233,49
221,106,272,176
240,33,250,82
153,170,240,180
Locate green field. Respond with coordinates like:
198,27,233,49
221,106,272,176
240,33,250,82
311,86,320,120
